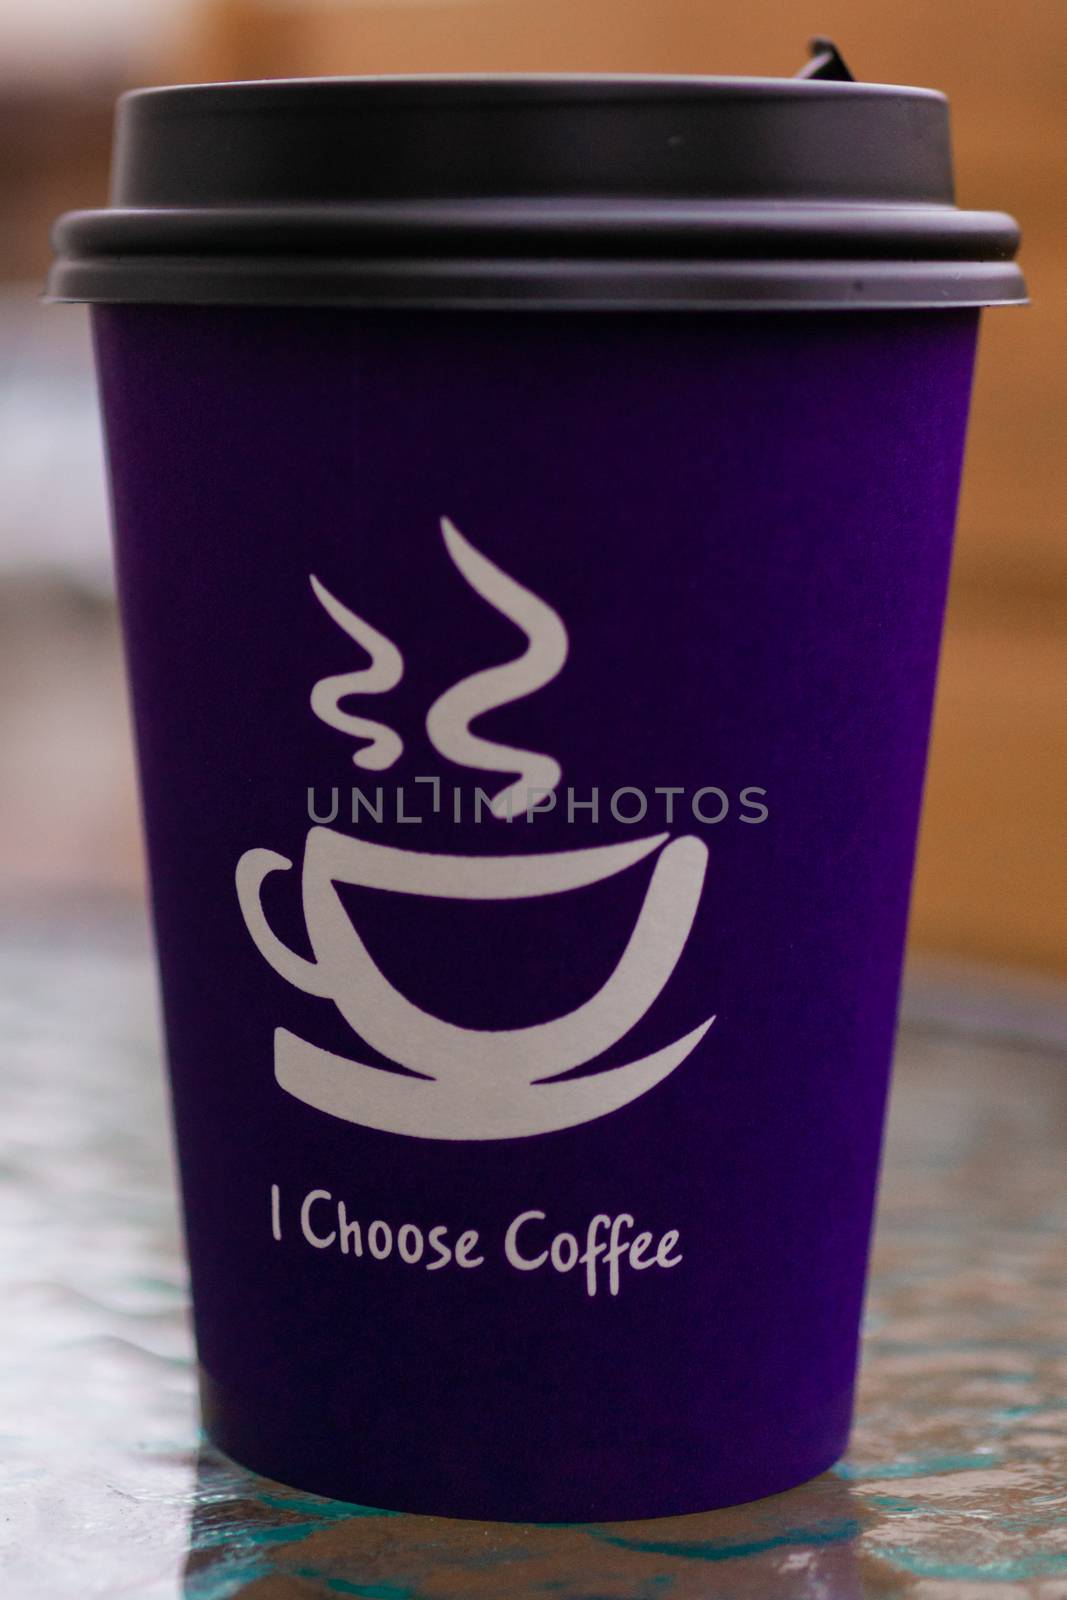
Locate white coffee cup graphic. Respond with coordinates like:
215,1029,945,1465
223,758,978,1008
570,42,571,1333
237,826,712,1139
235,516,714,1139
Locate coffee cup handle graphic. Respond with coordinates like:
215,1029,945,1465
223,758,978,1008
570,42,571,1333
236,847,334,997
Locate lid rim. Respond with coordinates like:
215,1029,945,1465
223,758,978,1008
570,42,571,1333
45,253,1029,312
52,202,1022,264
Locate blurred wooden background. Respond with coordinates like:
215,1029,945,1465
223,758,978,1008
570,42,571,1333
0,0,1063,973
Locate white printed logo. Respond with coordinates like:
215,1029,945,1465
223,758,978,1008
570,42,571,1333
236,518,713,1140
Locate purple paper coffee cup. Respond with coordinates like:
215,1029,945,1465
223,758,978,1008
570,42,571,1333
50,59,1024,1520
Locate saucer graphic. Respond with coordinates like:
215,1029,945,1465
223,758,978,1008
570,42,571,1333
235,517,714,1140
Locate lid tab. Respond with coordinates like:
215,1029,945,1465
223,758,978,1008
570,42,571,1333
796,37,855,82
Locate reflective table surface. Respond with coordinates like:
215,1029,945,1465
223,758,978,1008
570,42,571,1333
2,910,1066,1598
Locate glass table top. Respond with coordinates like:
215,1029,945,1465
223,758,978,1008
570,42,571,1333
2,909,1066,1598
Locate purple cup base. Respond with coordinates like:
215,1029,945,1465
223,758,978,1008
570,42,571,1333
200,1365,852,1522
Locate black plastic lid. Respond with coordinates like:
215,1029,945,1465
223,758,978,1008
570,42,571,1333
47,44,1025,312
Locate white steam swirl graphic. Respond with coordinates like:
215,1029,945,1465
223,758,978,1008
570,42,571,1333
425,517,569,818
308,574,404,771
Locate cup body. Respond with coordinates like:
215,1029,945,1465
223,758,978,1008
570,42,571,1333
93,304,978,1519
